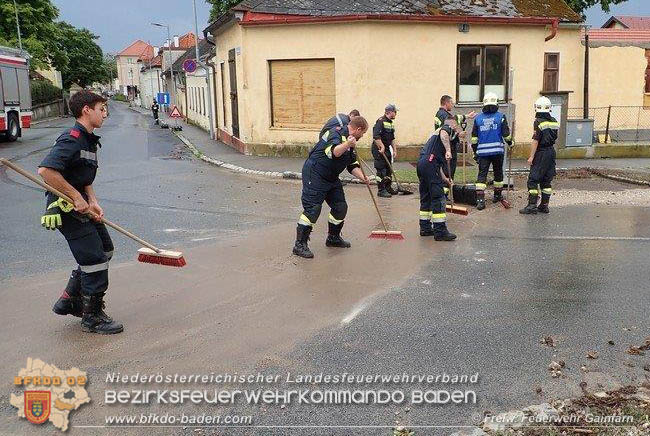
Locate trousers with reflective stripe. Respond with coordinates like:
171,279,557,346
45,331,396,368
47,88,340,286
60,221,114,295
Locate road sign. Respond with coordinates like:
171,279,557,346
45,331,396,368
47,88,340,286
157,92,170,105
169,106,182,118
182,59,197,73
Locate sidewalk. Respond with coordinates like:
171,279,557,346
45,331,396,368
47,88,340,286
129,105,650,178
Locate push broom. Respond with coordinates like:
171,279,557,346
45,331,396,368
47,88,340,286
0,159,186,267
445,159,469,216
380,153,413,195
356,156,404,240
501,119,515,209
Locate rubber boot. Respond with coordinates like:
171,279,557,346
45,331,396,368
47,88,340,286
52,269,82,317
80,294,123,334
292,224,314,258
433,222,457,241
420,219,435,237
519,194,539,215
537,193,551,214
492,188,503,203
326,222,351,248
476,191,486,210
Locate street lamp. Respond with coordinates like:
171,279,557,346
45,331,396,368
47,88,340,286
193,0,216,140
151,22,177,108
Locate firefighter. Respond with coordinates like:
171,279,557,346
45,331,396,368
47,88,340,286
520,96,558,214
435,95,475,192
372,104,398,198
293,116,370,259
151,99,160,124
417,118,457,241
319,109,360,140
471,93,512,210
39,90,123,335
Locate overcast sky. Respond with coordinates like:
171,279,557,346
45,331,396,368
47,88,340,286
51,0,650,54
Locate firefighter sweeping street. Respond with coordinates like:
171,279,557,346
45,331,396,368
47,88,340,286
3,0,650,434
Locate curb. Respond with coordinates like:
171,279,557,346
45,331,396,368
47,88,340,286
587,168,650,187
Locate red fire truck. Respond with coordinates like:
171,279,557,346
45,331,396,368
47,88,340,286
0,46,32,142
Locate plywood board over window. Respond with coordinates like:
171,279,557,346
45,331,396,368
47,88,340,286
270,59,335,129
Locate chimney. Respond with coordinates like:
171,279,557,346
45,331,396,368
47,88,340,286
164,39,170,48
153,46,159,56
173,35,180,47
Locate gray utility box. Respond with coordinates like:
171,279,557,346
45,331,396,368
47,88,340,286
566,119,594,147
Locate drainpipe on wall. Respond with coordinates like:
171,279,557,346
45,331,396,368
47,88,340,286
583,26,590,119
545,18,559,42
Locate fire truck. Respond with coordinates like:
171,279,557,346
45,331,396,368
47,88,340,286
0,46,32,142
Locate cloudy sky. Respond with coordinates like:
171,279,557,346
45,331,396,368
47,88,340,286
50,0,650,54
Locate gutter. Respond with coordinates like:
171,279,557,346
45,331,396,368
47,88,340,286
545,18,559,41
239,13,560,27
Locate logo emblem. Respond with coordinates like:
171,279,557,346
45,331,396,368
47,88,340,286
25,391,51,425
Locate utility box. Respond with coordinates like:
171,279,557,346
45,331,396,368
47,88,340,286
566,119,594,147
540,91,571,149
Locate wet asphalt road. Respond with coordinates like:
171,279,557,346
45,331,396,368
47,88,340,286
0,104,649,435
0,102,294,280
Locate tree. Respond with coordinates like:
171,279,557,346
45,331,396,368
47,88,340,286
0,0,68,71
566,0,629,16
206,0,241,22
100,53,118,86
57,22,105,89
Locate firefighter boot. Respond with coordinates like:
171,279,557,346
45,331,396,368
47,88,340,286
326,222,351,248
52,269,82,317
476,190,486,210
538,193,551,214
377,180,392,198
433,222,457,241
519,193,539,214
292,224,314,258
492,188,503,203
420,219,435,237
80,293,123,334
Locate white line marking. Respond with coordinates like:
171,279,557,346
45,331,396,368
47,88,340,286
540,236,650,241
341,296,377,326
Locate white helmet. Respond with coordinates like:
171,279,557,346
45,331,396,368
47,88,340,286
483,93,499,107
535,96,552,113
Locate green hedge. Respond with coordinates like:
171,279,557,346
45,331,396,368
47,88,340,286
112,94,128,102
31,80,63,106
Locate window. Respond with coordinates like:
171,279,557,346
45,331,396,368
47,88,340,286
269,59,335,128
457,45,508,102
202,88,205,115
543,53,560,92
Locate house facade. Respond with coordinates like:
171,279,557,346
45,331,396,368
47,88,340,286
116,40,154,99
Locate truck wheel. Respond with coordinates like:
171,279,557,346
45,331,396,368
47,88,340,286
6,114,19,142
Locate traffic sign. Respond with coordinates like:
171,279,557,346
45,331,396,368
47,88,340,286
169,106,182,118
157,92,170,105
182,59,197,73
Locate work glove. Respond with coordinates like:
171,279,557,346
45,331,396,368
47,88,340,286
41,198,73,230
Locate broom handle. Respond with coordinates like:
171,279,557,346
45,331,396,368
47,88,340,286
356,156,389,233
0,158,161,253
506,119,515,201
380,152,404,189
446,158,455,208
462,140,467,185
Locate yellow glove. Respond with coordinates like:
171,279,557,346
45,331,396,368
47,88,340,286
54,198,74,213
41,211,62,230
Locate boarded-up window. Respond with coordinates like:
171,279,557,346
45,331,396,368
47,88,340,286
543,53,559,93
270,59,335,128
645,49,650,93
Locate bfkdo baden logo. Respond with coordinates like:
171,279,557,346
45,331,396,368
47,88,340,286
11,358,90,432
25,391,51,424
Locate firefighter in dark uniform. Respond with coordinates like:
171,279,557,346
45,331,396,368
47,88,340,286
293,116,370,259
151,99,160,124
39,90,123,335
471,93,512,210
417,118,457,241
434,95,476,193
520,96,559,214
372,104,398,198
319,109,360,141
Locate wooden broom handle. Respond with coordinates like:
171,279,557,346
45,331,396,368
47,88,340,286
0,158,161,253
356,156,389,233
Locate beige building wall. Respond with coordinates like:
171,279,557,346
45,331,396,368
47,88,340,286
211,21,602,148
185,70,211,131
36,67,63,88
117,55,141,92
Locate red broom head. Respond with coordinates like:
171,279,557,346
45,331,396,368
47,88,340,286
369,230,405,240
137,248,186,267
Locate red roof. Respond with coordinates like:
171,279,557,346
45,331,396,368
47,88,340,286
117,40,154,61
603,16,650,30
584,29,650,43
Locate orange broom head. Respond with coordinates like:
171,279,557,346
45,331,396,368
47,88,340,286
446,204,469,216
137,247,186,267
369,230,404,240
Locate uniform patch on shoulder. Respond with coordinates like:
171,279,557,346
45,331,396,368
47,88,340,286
69,129,80,138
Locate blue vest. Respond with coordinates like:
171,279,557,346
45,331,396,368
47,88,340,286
474,112,505,157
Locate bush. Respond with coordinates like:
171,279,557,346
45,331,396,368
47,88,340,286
31,80,63,106
112,94,128,102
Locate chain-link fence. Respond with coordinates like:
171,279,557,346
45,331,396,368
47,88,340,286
568,106,650,143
